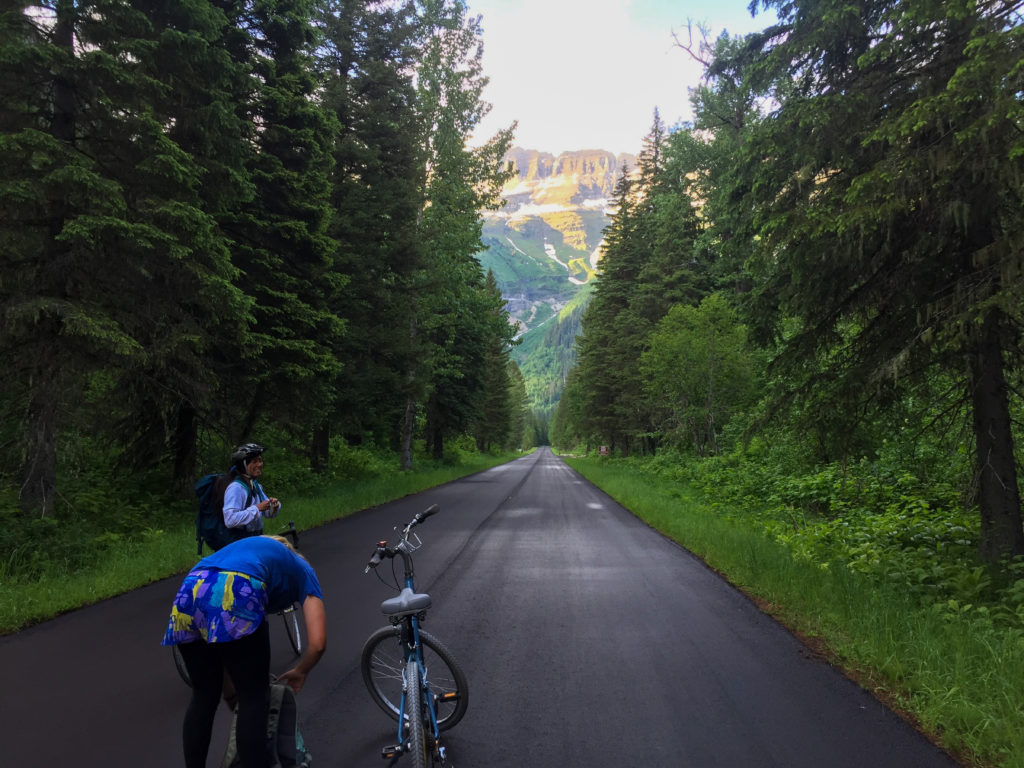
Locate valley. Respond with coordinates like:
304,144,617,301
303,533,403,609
477,147,636,415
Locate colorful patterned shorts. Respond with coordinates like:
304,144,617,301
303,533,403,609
161,568,268,645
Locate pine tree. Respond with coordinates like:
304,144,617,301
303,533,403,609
223,0,342,445
717,0,1024,561
319,0,425,456
109,0,257,491
0,2,251,510
399,0,514,468
468,270,518,453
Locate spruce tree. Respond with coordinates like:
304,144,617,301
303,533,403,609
0,2,251,510
717,0,1024,561
399,0,514,468
318,0,424,455
223,0,342,447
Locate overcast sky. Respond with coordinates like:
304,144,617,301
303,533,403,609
465,0,776,156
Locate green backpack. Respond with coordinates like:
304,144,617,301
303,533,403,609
220,682,312,768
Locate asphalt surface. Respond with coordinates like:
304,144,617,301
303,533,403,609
0,447,960,767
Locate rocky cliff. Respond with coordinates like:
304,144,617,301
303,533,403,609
500,147,637,212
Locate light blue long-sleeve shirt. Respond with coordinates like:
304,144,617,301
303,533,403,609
223,477,280,533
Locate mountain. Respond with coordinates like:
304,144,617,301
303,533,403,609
477,147,637,416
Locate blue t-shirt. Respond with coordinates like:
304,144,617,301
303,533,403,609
197,536,322,613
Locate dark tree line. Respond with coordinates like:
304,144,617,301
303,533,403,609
555,0,1024,563
0,0,524,516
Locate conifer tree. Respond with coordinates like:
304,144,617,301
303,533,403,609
319,0,425,458
109,0,258,490
222,0,342,446
467,270,518,453
506,361,529,450
574,169,637,453
398,0,514,468
716,0,1024,561
0,2,250,510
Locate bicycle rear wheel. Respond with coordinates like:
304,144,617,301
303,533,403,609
171,645,192,687
280,603,304,657
361,626,468,731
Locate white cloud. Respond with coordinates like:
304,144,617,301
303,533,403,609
467,0,773,155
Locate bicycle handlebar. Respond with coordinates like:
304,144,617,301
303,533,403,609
279,521,300,549
408,503,440,530
364,504,440,572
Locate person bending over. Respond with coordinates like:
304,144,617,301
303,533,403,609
161,535,326,768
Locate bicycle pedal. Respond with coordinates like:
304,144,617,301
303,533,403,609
381,745,402,760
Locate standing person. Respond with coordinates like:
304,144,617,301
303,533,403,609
162,535,327,768
224,443,281,540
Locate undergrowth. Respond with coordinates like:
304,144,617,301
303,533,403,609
0,441,516,634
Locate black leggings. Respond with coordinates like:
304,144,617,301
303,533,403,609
178,620,271,768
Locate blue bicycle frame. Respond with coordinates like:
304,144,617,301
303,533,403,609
366,504,453,766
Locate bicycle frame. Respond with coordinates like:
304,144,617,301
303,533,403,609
388,537,444,763
365,504,454,766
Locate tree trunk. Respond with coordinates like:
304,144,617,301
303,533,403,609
310,422,330,475
171,402,198,496
20,383,58,517
19,3,77,518
400,315,418,471
400,394,416,471
970,309,1024,563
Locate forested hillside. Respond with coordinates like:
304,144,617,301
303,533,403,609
0,0,529,538
556,0,1024,565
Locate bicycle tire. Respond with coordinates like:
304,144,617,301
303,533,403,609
281,603,303,657
171,645,192,687
361,625,468,731
406,659,430,768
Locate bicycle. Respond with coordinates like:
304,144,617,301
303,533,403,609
361,504,468,767
172,521,306,687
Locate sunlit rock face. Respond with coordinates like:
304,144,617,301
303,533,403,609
500,147,637,214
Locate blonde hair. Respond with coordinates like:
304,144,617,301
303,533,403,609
262,534,307,560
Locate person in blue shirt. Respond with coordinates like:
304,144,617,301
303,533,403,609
223,443,280,538
162,535,327,768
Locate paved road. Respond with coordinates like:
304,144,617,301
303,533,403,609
1,447,959,767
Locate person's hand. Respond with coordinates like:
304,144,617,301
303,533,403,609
276,667,307,694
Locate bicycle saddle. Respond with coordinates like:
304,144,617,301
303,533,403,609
380,587,432,617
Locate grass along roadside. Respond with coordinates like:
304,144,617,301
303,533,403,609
0,452,514,636
563,455,1024,768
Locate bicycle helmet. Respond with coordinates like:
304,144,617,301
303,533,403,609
230,442,265,473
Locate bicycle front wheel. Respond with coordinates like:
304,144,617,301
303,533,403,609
361,625,468,731
406,659,430,768
281,603,304,657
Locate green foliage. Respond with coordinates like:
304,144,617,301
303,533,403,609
662,449,1024,623
0,445,177,583
1,0,522,518
720,0,1024,561
640,293,760,455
